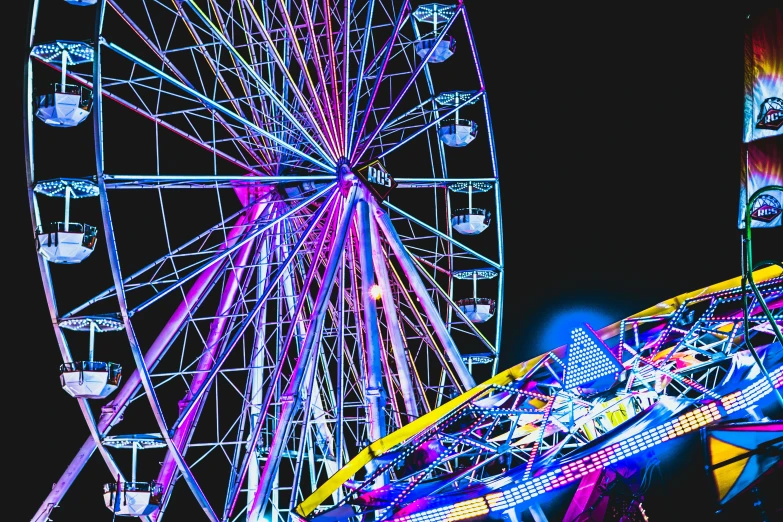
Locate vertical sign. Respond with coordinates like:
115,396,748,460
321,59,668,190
738,8,782,228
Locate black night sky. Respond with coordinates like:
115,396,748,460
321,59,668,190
12,2,781,521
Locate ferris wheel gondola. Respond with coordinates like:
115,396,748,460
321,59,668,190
23,1,505,520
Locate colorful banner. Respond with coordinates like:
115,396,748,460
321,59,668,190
738,136,783,228
738,8,782,229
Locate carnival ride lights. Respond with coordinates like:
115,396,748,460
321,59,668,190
453,269,497,324
58,316,124,399
436,89,480,148
297,267,783,521
369,284,383,301
755,96,782,130
33,178,100,264
101,434,167,517
448,181,493,236
31,40,94,127
561,326,624,392
24,1,505,521
412,4,458,64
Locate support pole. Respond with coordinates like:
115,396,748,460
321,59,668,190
89,320,95,362
371,199,475,391
132,443,138,483
369,210,419,421
741,185,783,410
60,51,67,92
248,185,358,520
356,193,388,482
64,186,71,232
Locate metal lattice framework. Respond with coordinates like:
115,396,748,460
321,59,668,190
23,1,504,521
299,267,783,521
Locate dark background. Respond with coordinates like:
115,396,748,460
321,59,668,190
12,1,781,521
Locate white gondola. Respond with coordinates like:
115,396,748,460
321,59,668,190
436,91,481,148
35,84,93,127
453,268,498,323
103,482,162,517
36,222,98,264
412,3,457,63
60,361,122,399
415,36,456,63
449,181,493,235
438,117,478,147
58,316,124,399
102,434,167,517
33,178,100,264
451,208,491,235
31,40,94,127
456,297,496,324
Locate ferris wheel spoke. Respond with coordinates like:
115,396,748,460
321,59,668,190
170,188,339,432
350,0,410,160
326,0,345,152
272,0,343,159
155,218,272,508
105,40,336,171
356,194,388,462
168,1,278,167
223,204,342,519
351,5,462,164
372,200,475,392
369,211,420,420
234,0,342,162
386,252,463,408
376,89,484,159
130,182,335,315
107,0,274,169
346,0,376,156
250,185,358,520
299,0,343,154
179,0,339,164
341,0,352,153
34,57,270,175
101,173,336,190
59,198,268,320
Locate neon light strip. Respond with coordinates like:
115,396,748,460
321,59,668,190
393,365,783,521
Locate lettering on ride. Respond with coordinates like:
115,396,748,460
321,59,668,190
355,160,397,199
750,194,782,223
367,165,391,187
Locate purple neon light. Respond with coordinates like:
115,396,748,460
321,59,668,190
351,5,463,165
300,0,341,153
37,59,266,176
155,223,259,492
390,365,783,522
236,0,339,162
275,0,341,160
224,194,342,518
322,0,345,154
350,0,411,162
172,2,277,167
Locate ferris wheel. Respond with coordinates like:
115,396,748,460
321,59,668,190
24,1,504,521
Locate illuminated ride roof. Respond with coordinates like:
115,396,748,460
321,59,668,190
296,266,783,521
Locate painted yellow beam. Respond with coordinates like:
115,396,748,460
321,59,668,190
296,352,548,516
297,266,782,517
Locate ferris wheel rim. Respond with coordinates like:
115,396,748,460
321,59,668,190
24,1,505,520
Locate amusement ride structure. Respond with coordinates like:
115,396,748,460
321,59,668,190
24,1,504,520
22,1,782,521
